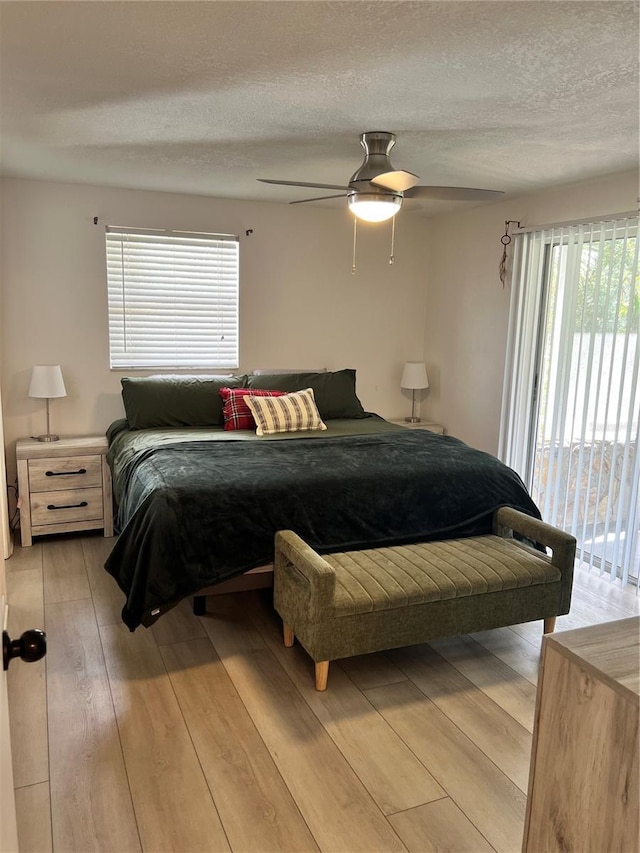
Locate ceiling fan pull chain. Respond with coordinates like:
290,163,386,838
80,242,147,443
389,215,396,265
352,216,358,274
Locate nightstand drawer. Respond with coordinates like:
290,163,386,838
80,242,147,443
30,487,104,527
28,455,102,492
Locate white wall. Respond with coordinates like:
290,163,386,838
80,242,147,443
0,178,430,478
424,169,638,454
3,170,635,484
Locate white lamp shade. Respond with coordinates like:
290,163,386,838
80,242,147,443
29,365,67,399
401,361,429,390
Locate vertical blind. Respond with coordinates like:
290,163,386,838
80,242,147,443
106,227,239,369
500,215,639,586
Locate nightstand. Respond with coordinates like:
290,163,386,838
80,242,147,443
390,420,445,435
16,436,114,546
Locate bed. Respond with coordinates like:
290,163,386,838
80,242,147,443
104,371,541,630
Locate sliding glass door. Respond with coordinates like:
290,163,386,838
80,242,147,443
501,216,639,585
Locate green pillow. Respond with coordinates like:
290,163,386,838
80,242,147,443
121,375,247,429
247,369,366,419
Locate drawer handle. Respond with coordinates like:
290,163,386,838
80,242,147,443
47,501,88,511
45,468,87,477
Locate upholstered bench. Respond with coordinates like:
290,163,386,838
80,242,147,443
274,507,576,690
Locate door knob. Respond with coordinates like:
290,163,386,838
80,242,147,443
3,628,46,671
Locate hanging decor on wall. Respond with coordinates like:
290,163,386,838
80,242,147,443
499,219,521,287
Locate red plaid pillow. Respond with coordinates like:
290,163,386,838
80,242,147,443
220,387,285,430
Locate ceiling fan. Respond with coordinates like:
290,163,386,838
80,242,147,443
258,131,504,222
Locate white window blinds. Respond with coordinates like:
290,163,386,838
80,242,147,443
500,215,639,585
106,227,239,369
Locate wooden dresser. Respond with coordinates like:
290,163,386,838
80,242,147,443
16,436,113,546
523,616,639,852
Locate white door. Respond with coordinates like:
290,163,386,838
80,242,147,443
0,372,19,850
1,591,19,853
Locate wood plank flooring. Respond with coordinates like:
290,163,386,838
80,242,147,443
6,534,639,853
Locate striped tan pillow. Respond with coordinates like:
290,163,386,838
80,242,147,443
245,388,327,436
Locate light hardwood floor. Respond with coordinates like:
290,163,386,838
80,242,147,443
6,534,639,853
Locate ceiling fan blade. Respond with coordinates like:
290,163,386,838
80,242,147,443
370,170,420,192
289,194,347,204
258,178,349,191
406,186,504,201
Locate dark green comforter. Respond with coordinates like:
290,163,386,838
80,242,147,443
104,419,540,630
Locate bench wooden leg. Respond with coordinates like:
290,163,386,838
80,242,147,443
315,661,329,691
283,624,294,647
544,617,556,634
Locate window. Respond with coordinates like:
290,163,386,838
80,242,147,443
500,215,639,585
106,227,239,369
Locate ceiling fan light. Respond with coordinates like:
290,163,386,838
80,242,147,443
348,193,402,223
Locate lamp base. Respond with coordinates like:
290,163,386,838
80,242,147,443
404,417,421,423
36,434,59,442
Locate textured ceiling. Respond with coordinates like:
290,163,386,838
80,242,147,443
0,1,638,215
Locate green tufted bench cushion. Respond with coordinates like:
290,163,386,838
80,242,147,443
274,507,576,690
326,535,562,616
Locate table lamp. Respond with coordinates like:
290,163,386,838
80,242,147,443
401,361,429,423
29,365,67,441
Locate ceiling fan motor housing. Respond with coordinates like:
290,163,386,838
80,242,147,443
349,131,397,190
